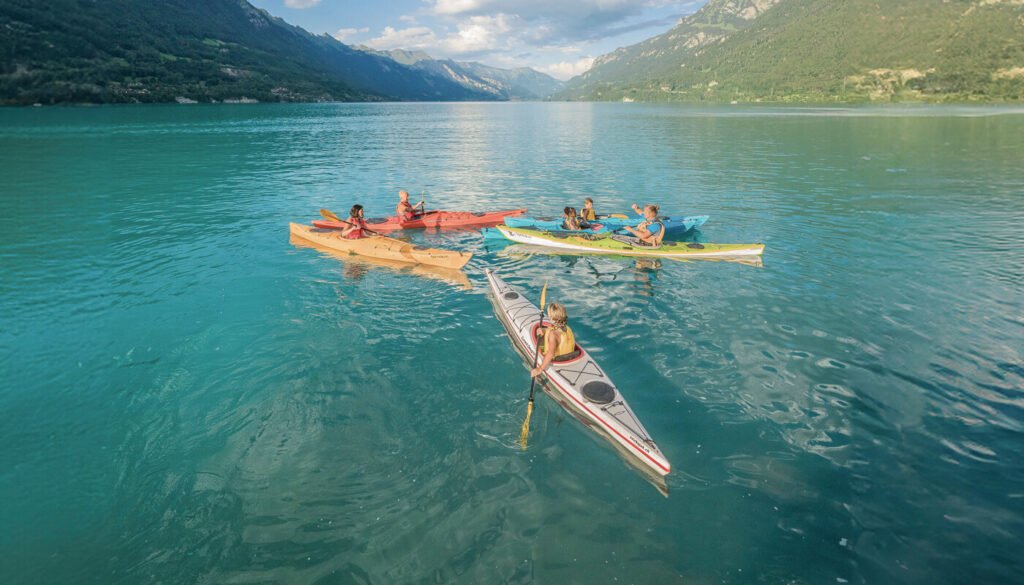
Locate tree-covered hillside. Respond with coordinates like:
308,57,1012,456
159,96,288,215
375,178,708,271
559,0,780,100
0,0,499,105
567,0,1024,103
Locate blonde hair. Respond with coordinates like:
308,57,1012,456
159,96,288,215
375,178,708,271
645,204,659,215
547,302,568,328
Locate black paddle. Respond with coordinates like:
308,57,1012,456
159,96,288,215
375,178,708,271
519,280,548,450
318,209,384,237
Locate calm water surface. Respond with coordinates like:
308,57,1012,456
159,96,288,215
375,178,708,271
1,103,1023,585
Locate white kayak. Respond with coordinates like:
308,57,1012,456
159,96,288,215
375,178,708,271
485,269,671,478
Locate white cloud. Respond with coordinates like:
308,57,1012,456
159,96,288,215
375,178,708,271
367,15,513,55
367,26,440,51
332,27,369,42
538,57,596,80
284,0,322,8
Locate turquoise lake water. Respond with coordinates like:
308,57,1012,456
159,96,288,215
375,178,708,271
1,102,1022,585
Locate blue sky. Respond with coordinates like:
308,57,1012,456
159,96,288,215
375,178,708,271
246,0,709,80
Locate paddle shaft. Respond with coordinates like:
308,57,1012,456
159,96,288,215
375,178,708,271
330,216,384,237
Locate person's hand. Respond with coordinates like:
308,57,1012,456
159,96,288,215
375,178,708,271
530,367,542,378
631,203,641,211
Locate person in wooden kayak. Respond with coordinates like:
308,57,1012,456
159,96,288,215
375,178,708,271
530,302,577,378
340,204,367,239
581,197,597,221
396,190,424,222
622,204,665,246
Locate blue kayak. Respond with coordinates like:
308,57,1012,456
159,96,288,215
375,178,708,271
504,214,709,234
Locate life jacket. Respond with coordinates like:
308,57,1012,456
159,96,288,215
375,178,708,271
539,324,576,358
582,207,596,221
562,215,581,230
635,218,665,246
396,202,419,222
344,217,366,239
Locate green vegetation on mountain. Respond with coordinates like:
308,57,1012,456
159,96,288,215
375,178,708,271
0,0,501,105
559,0,780,100
564,0,1024,103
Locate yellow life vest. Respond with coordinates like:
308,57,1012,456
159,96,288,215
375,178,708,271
540,324,576,357
636,218,665,246
582,207,596,221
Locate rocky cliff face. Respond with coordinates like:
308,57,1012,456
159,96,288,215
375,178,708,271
561,0,782,99
356,48,565,100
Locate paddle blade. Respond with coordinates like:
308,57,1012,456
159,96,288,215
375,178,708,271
319,208,342,222
519,399,533,450
540,280,548,312
609,213,629,219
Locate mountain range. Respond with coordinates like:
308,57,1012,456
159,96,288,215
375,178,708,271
2,0,1021,106
561,0,1024,102
0,0,561,106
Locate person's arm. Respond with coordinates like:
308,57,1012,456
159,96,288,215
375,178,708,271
530,330,559,377
631,203,643,216
341,222,358,237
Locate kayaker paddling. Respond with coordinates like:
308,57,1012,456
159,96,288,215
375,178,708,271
340,205,367,239
530,302,578,378
622,204,665,246
396,190,425,222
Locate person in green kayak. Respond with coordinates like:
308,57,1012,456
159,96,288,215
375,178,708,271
622,203,665,246
396,190,424,222
530,302,577,378
581,197,597,222
340,204,367,239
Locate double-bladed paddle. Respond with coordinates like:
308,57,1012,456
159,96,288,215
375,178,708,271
519,279,548,450
318,209,385,237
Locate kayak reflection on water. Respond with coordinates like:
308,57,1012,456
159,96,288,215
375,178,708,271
288,234,472,290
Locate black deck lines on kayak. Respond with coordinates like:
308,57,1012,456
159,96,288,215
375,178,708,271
508,304,538,326
553,358,604,386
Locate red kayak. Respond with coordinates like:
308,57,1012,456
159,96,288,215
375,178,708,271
312,208,527,231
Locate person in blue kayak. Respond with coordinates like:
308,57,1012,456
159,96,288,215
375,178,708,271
340,204,367,239
581,197,597,221
561,206,585,230
396,190,424,222
530,302,577,377
622,203,665,246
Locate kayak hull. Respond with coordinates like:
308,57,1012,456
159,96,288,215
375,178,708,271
493,226,764,258
504,214,708,234
485,270,670,477
313,208,527,231
289,223,472,269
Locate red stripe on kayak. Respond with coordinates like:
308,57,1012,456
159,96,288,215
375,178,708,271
537,361,671,475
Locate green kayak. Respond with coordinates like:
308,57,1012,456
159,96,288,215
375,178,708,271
492,226,765,259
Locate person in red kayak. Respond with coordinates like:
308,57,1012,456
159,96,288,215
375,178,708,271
396,190,424,222
340,204,367,239
530,302,577,378
622,203,665,246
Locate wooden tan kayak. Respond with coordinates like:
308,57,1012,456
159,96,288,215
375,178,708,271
289,223,471,269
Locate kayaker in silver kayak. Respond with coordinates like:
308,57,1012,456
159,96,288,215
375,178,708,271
529,302,578,378
621,204,666,246
341,205,367,239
